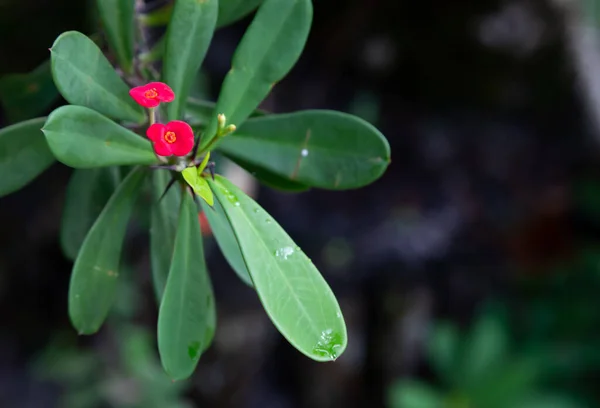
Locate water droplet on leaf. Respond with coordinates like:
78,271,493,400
312,329,343,361
275,246,294,260
301,149,309,157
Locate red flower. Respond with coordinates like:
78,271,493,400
147,120,194,157
129,82,175,108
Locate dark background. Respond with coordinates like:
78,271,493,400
1,0,600,407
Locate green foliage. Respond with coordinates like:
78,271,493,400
0,118,55,197
0,60,59,123
388,310,586,408
158,190,216,380
43,105,157,167
1,0,392,381
150,170,180,301
69,167,148,334
60,167,121,260
50,31,145,123
201,196,253,286
96,0,136,74
218,110,391,189
201,0,313,150
163,0,218,121
210,176,347,361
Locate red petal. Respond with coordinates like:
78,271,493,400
146,123,166,141
129,85,159,108
171,135,194,156
166,120,194,142
151,82,175,102
153,140,172,156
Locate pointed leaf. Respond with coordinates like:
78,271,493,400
96,0,136,74
43,105,158,168
69,167,148,334
150,170,181,301
217,110,391,189
0,60,59,123
0,118,55,197
182,168,214,206
200,197,253,286
209,175,347,361
158,190,216,380
217,0,262,28
200,0,312,150
61,167,121,260
50,31,145,123
163,0,218,121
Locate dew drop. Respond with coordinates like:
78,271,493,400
265,218,272,224
254,208,260,213
275,246,294,260
336,312,342,318
312,329,343,361
301,149,309,157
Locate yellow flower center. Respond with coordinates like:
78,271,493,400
164,131,177,144
144,88,158,99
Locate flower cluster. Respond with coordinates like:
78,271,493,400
129,82,193,157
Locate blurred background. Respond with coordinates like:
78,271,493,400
2,0,600,406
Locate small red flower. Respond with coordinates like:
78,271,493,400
147,120,194,157
199,212,212,236
129,82,175,108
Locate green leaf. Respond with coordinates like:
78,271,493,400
427,321,460,386
209,175,347,361
182,168,214,206
217,0,262,27
60,167,121,260
69,166,148,334
96,0,136,74
0,118,55,197
200,197,253,286
0,60,59,123
200,0,312,150
43,105,157,168
163,0,218,121
158,189,216,380
50,31,145,123
217,110,391,189
460,313,509,388
224,155,309,192
150,170,181,301
387,380,444,408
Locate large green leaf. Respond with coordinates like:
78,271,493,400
50,31,145,123
0,60,59,123
0,118,55,197
69,167,148,334
61,167,121,260
209,175,346,361
217,0,262,28
163,0,218,121
96,0,136,74
150,170,180,301
200,0,312,150
217,110,390,189
200,197,253,286
43,105,157,168
158,190,216,380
